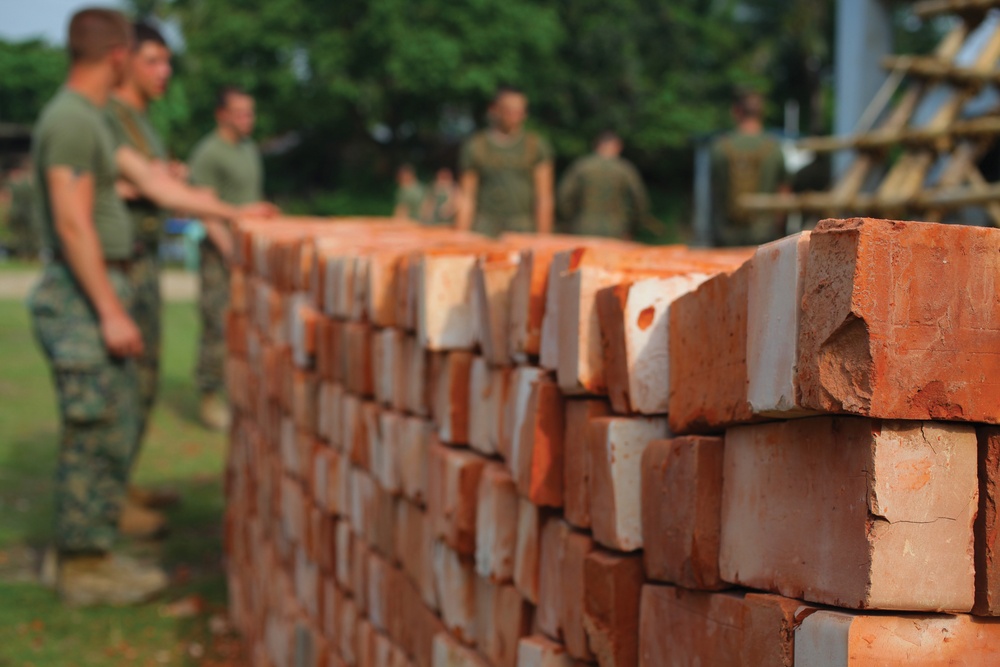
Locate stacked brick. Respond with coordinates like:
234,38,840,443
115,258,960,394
225,215,1000,667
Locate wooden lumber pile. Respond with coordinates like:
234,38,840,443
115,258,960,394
744,5,1000,227
225,215,1000,667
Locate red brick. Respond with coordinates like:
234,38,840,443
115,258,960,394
795,609,1000,665
582,549,643,667
476,577,533,667
473,256,518,366
399,417,432,505
434,351,474,445
396,499,437,610
431,632,491,667
428,441,487,556
641,436,726,590
976,425,1000,616
475,464,519,584
745,231,814,418
515,378,566,507
513,497,542,605
797,218,1000,424
668,263,752,434
560,531,595,661
344,321,374,397
432,540,478,644
417,251,482,351
402,335,432,417
536,517,571,641
639,585,744,666
516,635,574,667
597,274,710,416
721,417,977,611
589,416,668,551
501,367,546,464
742,593,802,667
563,399,610,529
469,358,510,458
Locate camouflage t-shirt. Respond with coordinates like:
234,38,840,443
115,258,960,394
105,96,168,248
459,129,553,236
33,89,133,259
557,154,649,239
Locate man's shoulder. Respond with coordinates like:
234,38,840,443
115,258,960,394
36,91,95,134
189,132,222,162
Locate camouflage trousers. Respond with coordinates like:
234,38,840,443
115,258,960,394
128,252,161,449
195,241,230,394
28,263,139,553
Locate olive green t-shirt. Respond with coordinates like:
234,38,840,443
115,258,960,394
557,154,649,239
105,96,168,247
395,182,425,221
32,89,133,260
188,131,263,206
459,129,553,235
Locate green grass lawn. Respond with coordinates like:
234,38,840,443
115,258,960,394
0,299,241,666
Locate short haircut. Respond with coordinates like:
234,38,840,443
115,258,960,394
734,89,765,120
68,8,132,64
493,84,526,104
595,130,621,148
215,85,251,111
133,21,168,50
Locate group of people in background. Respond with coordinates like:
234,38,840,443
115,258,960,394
27,8,276,607
392,86,788,247
10,5,790,610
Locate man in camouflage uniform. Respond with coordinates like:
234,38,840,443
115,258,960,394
557,131,650,239
457,86,554,236
107,24,278,522
710,89,789,247
5,157,40,258
188,87,267,430
28,8,167,606
393,164,425,221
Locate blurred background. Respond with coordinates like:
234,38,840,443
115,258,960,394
0,0,947,244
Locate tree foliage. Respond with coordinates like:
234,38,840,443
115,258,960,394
0,40,65,125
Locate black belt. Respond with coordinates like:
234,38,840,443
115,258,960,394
51,250,133,272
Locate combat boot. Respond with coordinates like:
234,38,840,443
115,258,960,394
128,484,181,509
57,552,168,607
119,500,168,539
199,392,231,432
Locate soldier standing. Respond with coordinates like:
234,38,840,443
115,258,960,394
422,167,461,227
710,90,789,246
188,87,266,431
105,23,277,534
557,131,650,239
28,8,167,606
456,86,554,236
393,164,425,221
5,157,40,258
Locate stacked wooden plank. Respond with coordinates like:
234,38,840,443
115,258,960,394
744,2,1000,227
225,215,1000,667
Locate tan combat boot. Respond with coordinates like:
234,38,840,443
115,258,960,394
128,484,181,509
199,392,231,432
58,552,168,607
119,500,168,539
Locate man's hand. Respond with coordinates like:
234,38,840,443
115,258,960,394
115,179,141,201
167,160,189,182
100,309,144,358
238,201,280,219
